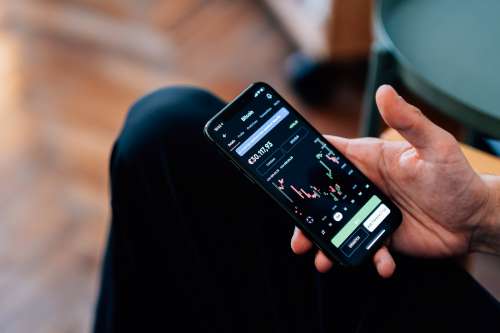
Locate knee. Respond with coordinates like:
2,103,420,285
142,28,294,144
112,86,224,166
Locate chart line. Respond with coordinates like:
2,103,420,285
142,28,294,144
319,160,333,179
273,183,294,202
290,185,305,199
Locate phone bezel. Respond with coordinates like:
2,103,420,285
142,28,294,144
204,82,402,266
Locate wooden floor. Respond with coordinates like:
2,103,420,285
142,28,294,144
0,1,361,332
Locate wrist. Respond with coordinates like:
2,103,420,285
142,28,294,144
470,175,500,255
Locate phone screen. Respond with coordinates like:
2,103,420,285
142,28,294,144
204,82,401,265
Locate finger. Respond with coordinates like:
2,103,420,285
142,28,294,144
372,246,396,278
325,135,380,154
325,135,387,191
375,85,455,157
291,227,313,254
324,135,350,153
325,135,382,169
314,250,333,273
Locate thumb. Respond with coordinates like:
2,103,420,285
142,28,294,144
375,85,454,156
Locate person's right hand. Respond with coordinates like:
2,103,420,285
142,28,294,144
291,85,498,277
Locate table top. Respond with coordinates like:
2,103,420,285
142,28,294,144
378,0,500,137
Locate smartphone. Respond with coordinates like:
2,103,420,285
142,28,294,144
204,82,402,266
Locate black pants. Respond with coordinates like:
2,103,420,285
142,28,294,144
93,87,499,333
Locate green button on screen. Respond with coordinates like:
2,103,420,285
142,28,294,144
331,195,381,248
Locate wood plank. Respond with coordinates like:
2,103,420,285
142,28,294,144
262,0,330,57
6,0,174,65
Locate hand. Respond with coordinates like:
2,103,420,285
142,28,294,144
291,85,494,278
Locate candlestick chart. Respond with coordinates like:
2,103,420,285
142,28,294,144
271,137,345,203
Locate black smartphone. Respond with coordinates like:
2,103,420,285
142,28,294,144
204,82,402,266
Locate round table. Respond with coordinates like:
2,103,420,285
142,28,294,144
361,0,500,140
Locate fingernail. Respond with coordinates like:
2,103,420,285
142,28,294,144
377,252,390,267
381,84,405,100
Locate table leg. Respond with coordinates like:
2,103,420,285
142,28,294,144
360,43,396,137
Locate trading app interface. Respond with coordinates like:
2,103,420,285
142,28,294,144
210,87,393,260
